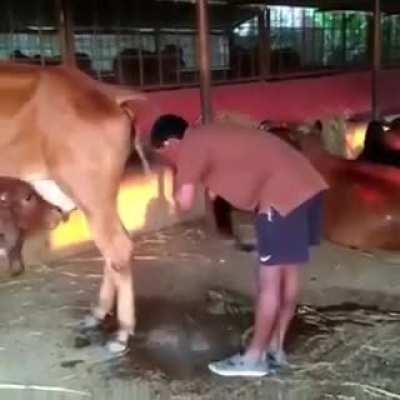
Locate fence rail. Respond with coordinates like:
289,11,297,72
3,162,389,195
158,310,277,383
1,1,399,89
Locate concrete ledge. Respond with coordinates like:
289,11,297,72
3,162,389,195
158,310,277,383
22,165,205,264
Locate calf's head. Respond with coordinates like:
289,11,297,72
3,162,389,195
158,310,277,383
0,179,65,233
15,190,64,232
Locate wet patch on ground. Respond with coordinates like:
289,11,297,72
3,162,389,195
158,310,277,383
73,289,400,399
0,220,399,399
73,297,244,380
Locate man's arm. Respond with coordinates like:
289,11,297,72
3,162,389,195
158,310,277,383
174,132,209,211
174,183,196,211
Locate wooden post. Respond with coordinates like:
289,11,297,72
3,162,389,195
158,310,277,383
372,0,381,121
196,0,213,123
258,7,270,79
155,29,164,85
196,0,234,239
341,12,347,65
55,0,76,66
302,8,307,68
321,12,326,66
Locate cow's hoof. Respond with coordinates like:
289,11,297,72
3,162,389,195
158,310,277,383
235,241,257,253
10,268,24,277
77,314,103,334
9,262,25,277
74,334,92,349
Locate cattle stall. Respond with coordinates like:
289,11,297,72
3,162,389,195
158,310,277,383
1,0,400,89
1,0,400,253
1,2,400,399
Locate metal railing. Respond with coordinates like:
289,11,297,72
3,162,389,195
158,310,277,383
0,1,399,90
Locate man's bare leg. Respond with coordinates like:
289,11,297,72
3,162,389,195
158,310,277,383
244,265,283,362
208,264,283,377
268,264,301,365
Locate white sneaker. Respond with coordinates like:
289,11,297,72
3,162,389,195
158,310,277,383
208,353,270,377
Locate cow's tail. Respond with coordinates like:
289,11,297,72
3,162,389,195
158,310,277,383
99,82,155,176
134,126,151,176
121,103,152,176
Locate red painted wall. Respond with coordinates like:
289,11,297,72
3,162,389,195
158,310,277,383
137,69,400,134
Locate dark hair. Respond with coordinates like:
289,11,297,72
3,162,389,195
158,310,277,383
150,114,189,148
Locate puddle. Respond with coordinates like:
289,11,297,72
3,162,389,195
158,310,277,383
74,291,400,386
109,298,244,380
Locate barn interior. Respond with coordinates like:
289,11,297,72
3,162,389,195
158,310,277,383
0,1,400,399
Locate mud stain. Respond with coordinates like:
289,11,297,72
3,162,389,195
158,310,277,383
74,293,400,386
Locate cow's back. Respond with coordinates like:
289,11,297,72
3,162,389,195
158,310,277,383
0,63,45,176
34,66,131,172
0,62,41,121
0,63,129,180
36,65,122,123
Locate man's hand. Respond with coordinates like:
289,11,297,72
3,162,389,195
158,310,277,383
207,189,217,201
174,183,195,211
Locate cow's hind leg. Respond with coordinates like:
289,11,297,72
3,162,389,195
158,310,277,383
78,259,117,332
53,168,135,353
104,261,135,353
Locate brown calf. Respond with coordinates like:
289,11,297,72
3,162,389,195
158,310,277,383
0,177,63,276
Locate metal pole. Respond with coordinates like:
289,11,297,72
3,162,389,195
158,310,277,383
196,0,213,123
155,29,164,85
258,7,270,79
196,0,234,238
55,0,76,66
138,30,144,86
321,12,326,66
116,1,124,84
302,8,307,68
341,12,347,65
92,0,100,80
372,0,381,120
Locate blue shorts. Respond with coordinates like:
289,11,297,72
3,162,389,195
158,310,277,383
255,192,325,266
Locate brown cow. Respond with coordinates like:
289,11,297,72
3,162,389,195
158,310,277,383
0,177,63,276
298,128,400,251
0,62,153,353
261,121,400,252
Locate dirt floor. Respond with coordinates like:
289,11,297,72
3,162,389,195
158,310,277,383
0,215,399,399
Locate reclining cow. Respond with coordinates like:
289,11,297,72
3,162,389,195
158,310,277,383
255,118,400,252
280,122,400,251
0,177,63,276
0,62,153,352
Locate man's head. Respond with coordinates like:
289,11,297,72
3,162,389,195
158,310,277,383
150,114,189,150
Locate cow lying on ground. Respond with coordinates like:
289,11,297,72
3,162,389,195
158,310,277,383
0,177,63,276
255,118,400,251
0,62,153,353
279,123,400,251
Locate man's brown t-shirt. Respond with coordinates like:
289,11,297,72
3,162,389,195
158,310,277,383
175,122,328,216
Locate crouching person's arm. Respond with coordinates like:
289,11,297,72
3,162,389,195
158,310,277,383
174,183,196,211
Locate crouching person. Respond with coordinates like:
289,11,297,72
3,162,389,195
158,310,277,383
150,114,328,377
